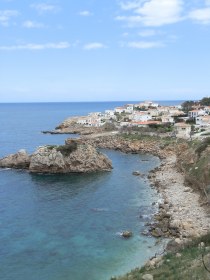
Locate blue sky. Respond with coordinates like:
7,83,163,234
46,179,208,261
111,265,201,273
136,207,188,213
0,0,210,102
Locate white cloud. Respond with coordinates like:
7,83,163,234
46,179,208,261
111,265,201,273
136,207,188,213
138,29,156,37
188,7,210,24
78,10,92,17
117,0,183,27
126,40,165,48
118,0,210,27
83,42,107,50
0,10,19,26
0,42,70,51
31,3,59,14
22,20,46,28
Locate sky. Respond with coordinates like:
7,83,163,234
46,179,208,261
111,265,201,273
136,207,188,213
0,0,210,102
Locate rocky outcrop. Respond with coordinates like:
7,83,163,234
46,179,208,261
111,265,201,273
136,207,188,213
0,149,30,169
79,135,176,158
0,141,112,174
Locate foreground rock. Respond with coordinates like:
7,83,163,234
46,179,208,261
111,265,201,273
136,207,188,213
0,140,112,174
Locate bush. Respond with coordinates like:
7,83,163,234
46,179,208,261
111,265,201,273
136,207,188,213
56,142,77,156
195,137,210,156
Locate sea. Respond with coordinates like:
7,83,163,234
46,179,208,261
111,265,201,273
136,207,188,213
0,101,182,280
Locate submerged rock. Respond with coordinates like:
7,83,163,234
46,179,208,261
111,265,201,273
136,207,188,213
121,231,133,238
132,171,141,176
0,140,112,174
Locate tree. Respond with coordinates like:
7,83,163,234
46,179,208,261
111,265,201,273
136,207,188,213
181,100,195,112
200,97,210,106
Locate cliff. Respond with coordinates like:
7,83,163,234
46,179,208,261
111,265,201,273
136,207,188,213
0,140,112,173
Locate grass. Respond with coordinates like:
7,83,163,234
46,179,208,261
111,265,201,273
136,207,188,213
113,234,210,280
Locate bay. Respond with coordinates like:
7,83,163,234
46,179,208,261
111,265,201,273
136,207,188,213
0,102,177,279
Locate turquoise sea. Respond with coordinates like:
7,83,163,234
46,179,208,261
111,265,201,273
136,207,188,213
0,101,181,280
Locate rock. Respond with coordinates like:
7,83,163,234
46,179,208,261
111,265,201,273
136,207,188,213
121,231,133,238
175,238,183,245
181,221,193,231
170,219,180,229
198,242,205,249
0,141,113,174
151,228,163,238
0,149,30,169
142,274,153,280
176,253,182,257
29,143,112,173
132,171,141,176
166,239,184,252
184,187,192,192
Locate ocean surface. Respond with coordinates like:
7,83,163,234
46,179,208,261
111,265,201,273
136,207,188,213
0,101,180,280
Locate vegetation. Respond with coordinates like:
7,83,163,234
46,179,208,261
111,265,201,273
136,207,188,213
195,137,210,157
113,233,210,280
181,100,196,112
102,122,117,131
200,97,210,106
46,142,78,156
120,123,173,135
134,106,148,111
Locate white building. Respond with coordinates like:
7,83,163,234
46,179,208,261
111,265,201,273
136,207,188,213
132,112,152,122
161,116,175,123
114,107,125,114
188,110,205,118
174,123,191,138
196,115,210,126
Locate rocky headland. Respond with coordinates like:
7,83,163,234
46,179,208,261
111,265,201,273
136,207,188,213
0,140,112,173
42,117,105,135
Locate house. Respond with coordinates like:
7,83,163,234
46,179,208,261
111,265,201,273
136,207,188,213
124,104,134,113
147,109,160,117
114,107,125,114
161,116,175,123
196,115,210,126
135,101,159,108
131,120,161,127
132,112,152,122
174,123,191,138
188,110,205,118
105,110,115,116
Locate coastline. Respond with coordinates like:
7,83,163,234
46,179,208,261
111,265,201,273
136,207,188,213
149,153,210,240
77,134,210,239
75,133,210,278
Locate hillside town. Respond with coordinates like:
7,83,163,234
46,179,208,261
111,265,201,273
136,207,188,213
68,99,210,139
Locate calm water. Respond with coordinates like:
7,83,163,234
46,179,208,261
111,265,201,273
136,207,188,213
0,102,177,280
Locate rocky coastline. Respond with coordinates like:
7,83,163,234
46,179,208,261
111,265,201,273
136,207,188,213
72,134,210,256
147,154,210,245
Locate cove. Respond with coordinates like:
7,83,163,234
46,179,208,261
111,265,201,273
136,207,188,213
0,149,162,280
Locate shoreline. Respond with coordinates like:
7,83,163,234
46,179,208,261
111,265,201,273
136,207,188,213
79,134,210,277
149,153,210,241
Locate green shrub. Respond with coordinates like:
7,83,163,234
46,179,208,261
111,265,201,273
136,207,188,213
56,142,77,156
195,137,210,156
